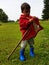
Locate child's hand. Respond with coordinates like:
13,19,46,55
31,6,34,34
29,18,34,22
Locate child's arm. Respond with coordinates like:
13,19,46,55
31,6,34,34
26,17,41,32
26,17,34,22
19,18,32,30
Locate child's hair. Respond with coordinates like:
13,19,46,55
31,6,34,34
21,2,30,13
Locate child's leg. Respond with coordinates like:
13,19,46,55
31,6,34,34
21,40,27,50
27,37,34,48
20,40,27,61
27,38,35,57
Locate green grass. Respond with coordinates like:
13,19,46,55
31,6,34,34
0,21,49,65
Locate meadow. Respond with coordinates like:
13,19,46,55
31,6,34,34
0,20,49,65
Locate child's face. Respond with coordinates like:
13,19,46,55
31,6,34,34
23,9,30,16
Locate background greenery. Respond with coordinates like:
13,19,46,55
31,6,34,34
0,20,49,65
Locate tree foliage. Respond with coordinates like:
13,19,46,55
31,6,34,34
42,0,49,20
0,8,8,22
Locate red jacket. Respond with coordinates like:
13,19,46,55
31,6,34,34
19,14,43,40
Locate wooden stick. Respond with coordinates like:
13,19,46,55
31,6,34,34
7,26,31,60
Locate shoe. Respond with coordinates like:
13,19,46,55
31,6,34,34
30,47,35,57
20,49,26,61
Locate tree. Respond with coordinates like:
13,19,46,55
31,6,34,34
42,0,49,20
0,8,8,22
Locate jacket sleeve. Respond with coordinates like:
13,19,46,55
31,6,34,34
19,18,30,30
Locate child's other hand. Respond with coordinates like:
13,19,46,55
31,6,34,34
29,18,34,22
29,16,37,22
